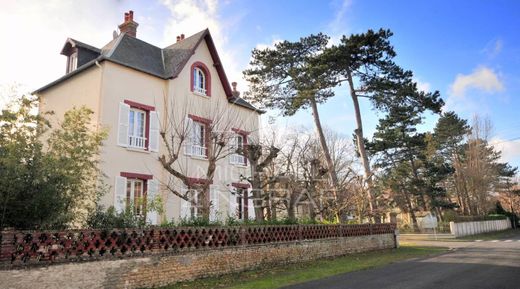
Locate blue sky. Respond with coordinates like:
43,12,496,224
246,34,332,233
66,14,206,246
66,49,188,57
1,0,519,167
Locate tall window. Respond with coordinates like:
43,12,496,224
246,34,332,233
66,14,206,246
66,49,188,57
230,134,246,165
126,178,144,215
193,67,206,95
68,53,78,73
128,108,146,148
189,121,206,157
234,188,248,220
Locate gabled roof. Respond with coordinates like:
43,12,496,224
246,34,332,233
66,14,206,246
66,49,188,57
61,38,101,55
35,29,261,113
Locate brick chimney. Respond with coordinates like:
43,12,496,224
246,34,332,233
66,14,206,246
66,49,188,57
118,10,139,37
232,82,240,98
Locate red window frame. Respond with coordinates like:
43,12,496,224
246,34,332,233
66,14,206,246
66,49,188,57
120,172,153,216
232,128,250,165
124,100,155,151
231,182,251,219
188,114,212,157
190,61,212,96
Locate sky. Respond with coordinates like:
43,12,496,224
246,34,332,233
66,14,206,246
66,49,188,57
1,0,519,167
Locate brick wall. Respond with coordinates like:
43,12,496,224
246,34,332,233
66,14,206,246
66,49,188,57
0,233,396,289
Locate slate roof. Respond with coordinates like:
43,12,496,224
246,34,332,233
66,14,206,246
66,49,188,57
61,38,101,54
35,29,262,113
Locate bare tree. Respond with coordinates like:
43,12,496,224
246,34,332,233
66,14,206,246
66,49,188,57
158,96,246,220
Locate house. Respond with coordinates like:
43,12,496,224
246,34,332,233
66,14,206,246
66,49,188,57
34,11,261,224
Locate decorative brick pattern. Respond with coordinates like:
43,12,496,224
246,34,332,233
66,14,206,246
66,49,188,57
0,233,397,289
0,223,396,267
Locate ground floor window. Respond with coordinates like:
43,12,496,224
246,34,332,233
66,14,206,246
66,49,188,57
126,178,145,215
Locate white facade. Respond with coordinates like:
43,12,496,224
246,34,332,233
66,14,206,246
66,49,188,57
37,32,259,225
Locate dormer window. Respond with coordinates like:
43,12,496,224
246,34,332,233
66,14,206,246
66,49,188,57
190,61,211,97
60,38,101,75
67,52,78,73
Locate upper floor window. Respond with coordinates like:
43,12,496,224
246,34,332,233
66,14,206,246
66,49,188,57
118,100,160,152
187,121,207,157
230,129,248,166
190,61,211,96
129,108,146,149
230,134,246,165
193,67,206,95
67,53,78,73
185,114,212,158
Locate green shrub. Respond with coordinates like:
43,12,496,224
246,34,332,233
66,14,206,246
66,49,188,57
86,206,144,229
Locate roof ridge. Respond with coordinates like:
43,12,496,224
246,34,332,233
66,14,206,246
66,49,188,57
104,33,125,58
163,28,208,50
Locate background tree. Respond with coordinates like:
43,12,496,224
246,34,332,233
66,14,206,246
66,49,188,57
432,112,471,214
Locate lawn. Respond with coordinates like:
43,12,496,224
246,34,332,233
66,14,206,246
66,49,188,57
457,228,520,241
160,245,447,289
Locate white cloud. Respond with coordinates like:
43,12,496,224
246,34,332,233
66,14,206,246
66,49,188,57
490,138,520,164
481,39,503,58
414,78,431,93
0,0,253,109
449,66,504,97
328,0,352,38
0,1,121,94
254,38,283,51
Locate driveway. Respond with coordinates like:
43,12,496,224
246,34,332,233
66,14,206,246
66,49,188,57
283,232,520,289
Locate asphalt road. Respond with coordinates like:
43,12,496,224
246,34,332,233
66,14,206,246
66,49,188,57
283,233,520,289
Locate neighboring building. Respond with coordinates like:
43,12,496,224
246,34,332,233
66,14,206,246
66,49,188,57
35,11,261,224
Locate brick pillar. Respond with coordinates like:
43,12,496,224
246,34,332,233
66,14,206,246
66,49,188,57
394,229,400,248
151,229,161,252
0,227,15,262
239,226,247,245
298,225,303,241
369,223,373,235
338,224,344,238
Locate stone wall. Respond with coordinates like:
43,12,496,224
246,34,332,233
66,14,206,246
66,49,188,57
449,218,511,237
0,233,396,289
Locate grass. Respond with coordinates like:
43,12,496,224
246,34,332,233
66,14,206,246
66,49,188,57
457,228,520,241
160,245,447,289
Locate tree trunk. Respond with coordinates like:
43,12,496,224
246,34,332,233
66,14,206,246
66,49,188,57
402,187,419,232
250,159,265,221
309,96,340,222
346,71,378,222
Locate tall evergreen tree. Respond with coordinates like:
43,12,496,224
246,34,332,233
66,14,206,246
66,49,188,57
322,29,443,221
243,34,343,220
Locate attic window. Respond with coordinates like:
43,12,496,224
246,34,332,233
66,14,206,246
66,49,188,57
190,61,211,96
67,52,78,73
193,67,206,95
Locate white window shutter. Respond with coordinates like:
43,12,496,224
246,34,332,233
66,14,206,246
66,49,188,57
149,111,160,152
146,179,159,225
114,176,127,213
117,102,130,147
247,189,255,220
193,190,199,216
180,187,190,219
210,186,219,221
229,190,237,218
184,117,194,155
